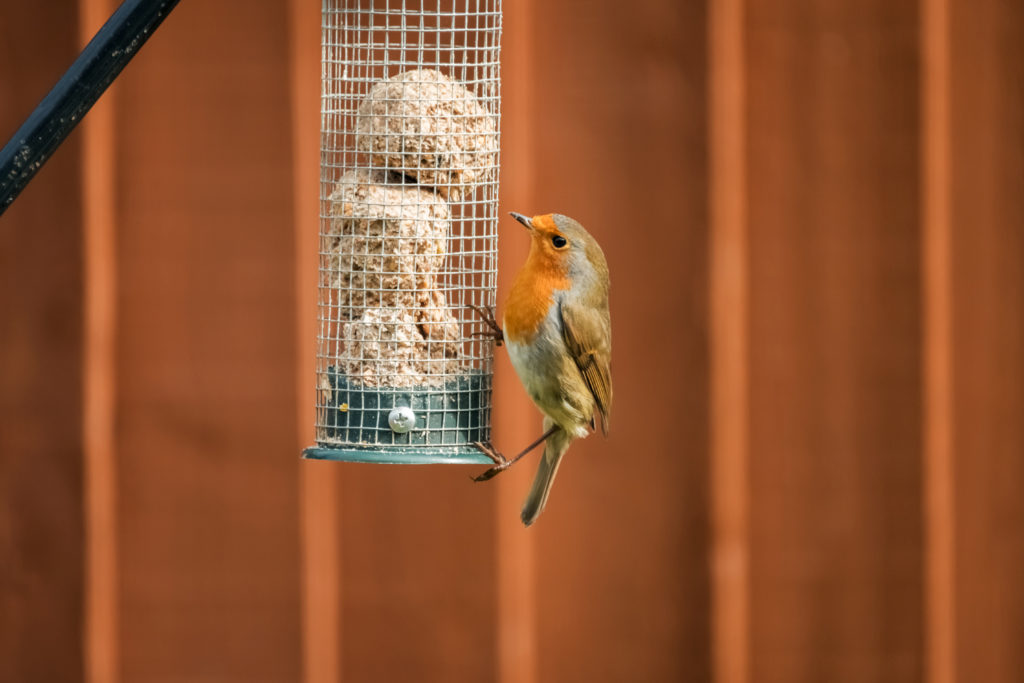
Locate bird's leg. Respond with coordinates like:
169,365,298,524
468,303,504,346
472,425,560,482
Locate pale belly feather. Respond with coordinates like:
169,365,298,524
504,305,592,439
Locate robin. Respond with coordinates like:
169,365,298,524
471,212,612,526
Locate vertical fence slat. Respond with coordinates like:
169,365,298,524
950,0,1024,680
290,0,341,681
922,0,954,680
710,0,750,680
81,0,119,679
495,0,539,681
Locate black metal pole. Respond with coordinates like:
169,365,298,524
0,0,182,216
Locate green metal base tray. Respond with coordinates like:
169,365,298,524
303,367,494,465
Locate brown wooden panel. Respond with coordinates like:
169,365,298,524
745,1,924,681
0,3,85,682
336,467,498,682
9,2,1024,681
950,0,1024,680
527,1,711,681
110,3,303,681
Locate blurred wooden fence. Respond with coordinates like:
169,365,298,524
1,0,1021,682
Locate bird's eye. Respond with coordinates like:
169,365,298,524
551,235,568,248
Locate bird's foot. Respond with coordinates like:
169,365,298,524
468,304,504,346
471,442,510,482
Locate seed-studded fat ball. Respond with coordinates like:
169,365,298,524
354,69,498,200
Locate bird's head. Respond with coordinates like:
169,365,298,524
509,212,609,293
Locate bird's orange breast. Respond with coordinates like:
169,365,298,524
504,245,570,344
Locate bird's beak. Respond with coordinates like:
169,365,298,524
509,211,534,231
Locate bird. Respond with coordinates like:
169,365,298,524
471,211,612,526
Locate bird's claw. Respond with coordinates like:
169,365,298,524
468,304,504,346
473,465,510,482
471,441,510,482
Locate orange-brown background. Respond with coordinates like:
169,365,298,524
1,0,1021,682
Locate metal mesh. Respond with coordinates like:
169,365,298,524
317,0,501,452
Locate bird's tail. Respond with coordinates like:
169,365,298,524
520,426,571,527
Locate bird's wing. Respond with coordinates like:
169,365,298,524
559,301,613,435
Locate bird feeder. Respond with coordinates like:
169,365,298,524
304,0,502,464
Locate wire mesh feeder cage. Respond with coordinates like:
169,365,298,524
304,0,502,464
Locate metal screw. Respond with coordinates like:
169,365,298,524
388,406,416,434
